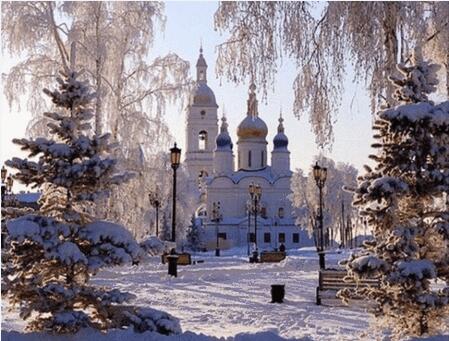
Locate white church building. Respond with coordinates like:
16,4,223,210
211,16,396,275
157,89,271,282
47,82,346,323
184,48,313,250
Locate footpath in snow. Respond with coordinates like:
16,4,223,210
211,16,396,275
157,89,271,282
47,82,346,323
3,247,447,340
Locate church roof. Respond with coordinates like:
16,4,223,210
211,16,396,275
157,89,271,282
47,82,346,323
206,166,292,185
192,83,217,107
215,115,233,150
196,47,207,67
273,114,289,150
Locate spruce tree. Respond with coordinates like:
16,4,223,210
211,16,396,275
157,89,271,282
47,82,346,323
340,49,449,338
3,70,180,334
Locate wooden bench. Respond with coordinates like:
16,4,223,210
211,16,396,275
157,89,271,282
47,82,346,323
316,269,380,305
161,252,191,266
260,251,286,263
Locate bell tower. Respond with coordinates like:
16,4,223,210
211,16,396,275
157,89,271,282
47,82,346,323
185,47,219,188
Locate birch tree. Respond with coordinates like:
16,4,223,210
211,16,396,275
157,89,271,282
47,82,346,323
2,2,193,235
289,156,358,246
214,2,436,147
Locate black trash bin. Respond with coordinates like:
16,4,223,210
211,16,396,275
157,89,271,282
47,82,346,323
271,284,285,303
167,255,179,277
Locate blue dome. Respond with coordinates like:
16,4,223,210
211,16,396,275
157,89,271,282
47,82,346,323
215,116,233,151
273,115,289,150
216,133,232,148
273,132,289,149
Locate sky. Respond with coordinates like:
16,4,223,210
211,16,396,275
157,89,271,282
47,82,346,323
0,1,376,191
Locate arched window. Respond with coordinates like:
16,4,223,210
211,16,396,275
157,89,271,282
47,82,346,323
248,150,252,168
261,151,264,167
238,151,241,169
260,206,267,218
278,207,284,218
199,70,205,81
200,110,206,119
198,130,207,150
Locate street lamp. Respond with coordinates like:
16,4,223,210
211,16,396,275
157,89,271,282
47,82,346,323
1,166,6,182
248,182,262,261
313,162,327,270
149,188,161,238
170,143,181,243
1,165,7,202
211,201,222,256
6,175,13,193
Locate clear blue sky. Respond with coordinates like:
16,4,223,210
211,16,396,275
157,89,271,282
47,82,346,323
1,1,375,189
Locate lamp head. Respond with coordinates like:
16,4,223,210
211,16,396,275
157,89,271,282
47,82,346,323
170,142,181,170
1,165,6,182
6,175,13,192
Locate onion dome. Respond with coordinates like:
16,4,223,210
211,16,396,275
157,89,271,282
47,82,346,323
216,115,233,150
273,113,289,150
192,83,217,107
237,84,268,140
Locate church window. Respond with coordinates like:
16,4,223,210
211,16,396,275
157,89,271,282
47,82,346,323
200,110,206,119
293,233,300,243
278,207,284,218
248,150,252,167
248,233,256,243
279,233,285,243
198,130,207,150
199,70,205,81
260,206,267,218
264,233,271,243
218,232,227,240
261,151,264,167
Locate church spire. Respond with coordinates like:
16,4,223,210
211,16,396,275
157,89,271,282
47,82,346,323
277,110,285,134
246,83,258,117
196,45,207,83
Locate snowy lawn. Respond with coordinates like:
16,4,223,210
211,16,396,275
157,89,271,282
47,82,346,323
3,247,447,340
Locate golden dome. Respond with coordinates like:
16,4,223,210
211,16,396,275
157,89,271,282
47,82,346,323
237,116,268,139
237,83,268,140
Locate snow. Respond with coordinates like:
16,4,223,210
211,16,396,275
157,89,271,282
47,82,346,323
15,192,41,203
381,101,449,127
140,236,168,256
396,259,437,280
6,217,41,242
51,241,87,265
2,247,404,340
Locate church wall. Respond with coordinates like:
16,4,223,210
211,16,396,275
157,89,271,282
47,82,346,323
236,140,268,170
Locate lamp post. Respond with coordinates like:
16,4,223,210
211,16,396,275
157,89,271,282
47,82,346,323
246,200,251,256
249,183,262,260
313,162,327,270
149,188,161,238
1,165,7,202
212,201,222,256
170,143,181,243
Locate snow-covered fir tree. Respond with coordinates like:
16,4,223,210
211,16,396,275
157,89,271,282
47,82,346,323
186,215,206,251
340,49,449,338
3,70,180,335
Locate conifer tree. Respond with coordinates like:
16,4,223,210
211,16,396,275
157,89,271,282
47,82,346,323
3,70,180,334
340,48,449,338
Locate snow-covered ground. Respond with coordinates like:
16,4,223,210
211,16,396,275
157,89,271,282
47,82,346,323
2,247,448,340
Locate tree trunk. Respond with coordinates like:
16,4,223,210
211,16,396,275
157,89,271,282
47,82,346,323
95,3,103,136
446,52,449,98
383,3,399,106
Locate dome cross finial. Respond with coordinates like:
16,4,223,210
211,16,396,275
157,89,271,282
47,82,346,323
247,83,258,118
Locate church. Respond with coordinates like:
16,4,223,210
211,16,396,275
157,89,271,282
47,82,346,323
184,48,313,250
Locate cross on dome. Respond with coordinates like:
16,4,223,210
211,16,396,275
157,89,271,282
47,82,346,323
247,83,258,118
